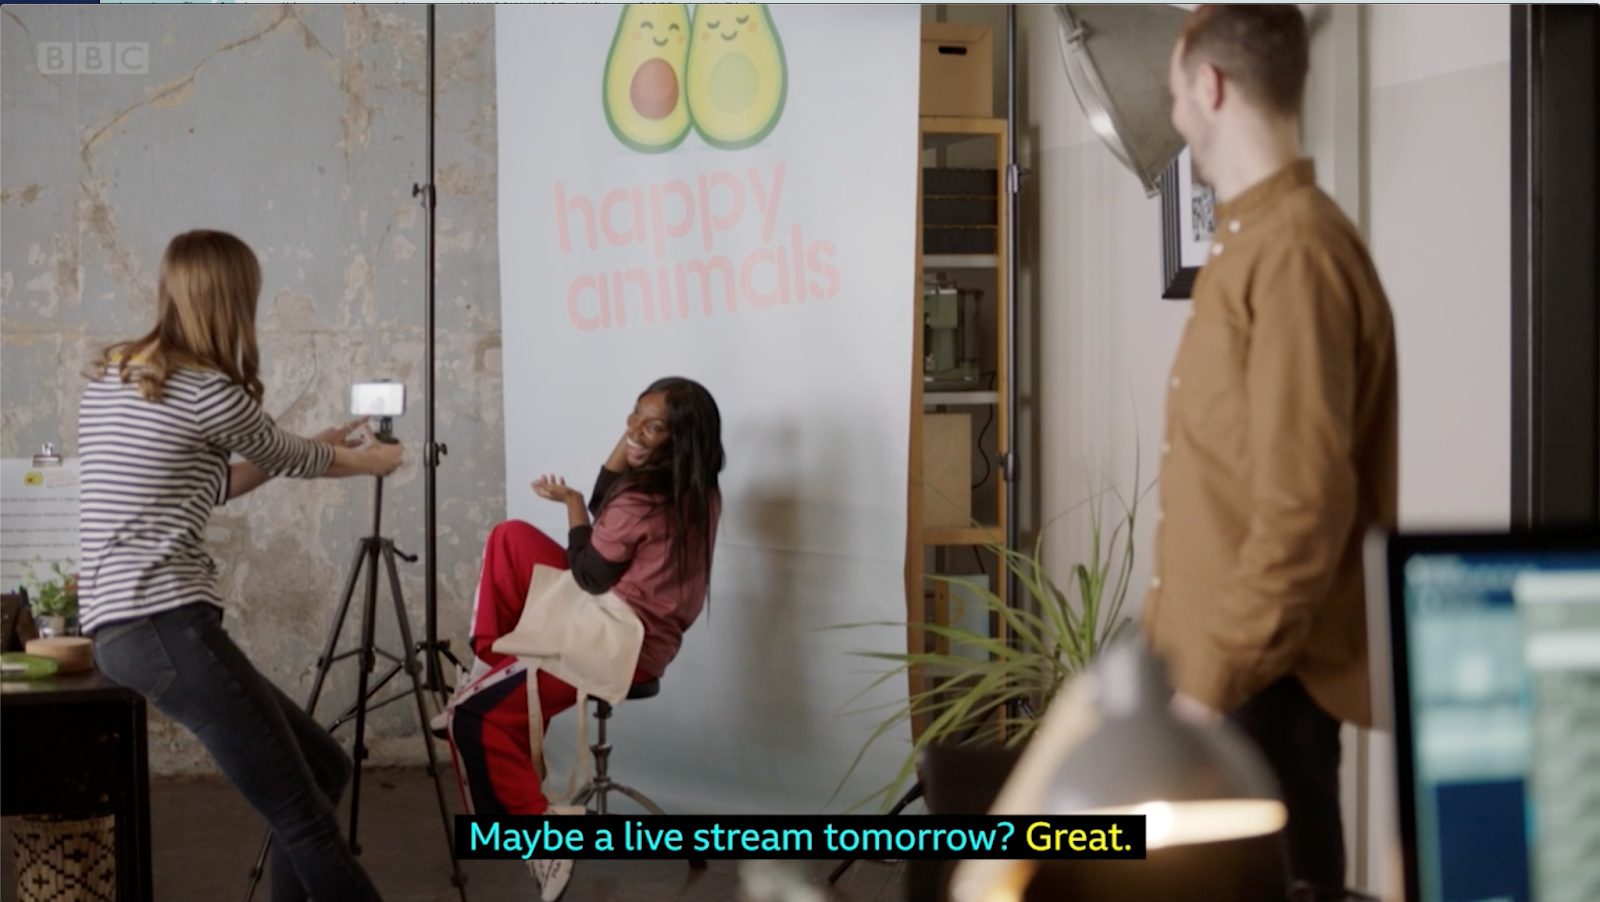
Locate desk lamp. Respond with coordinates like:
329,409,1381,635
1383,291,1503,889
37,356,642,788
950,638,1287,902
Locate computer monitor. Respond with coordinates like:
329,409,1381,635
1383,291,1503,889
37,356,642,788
1367,528,1600,902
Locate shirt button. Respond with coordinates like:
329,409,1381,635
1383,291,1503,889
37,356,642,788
1170,376,1181,389
1151,575,1162,589
1229,220,1241,234
1158,509,1166,522
1161,440,1171,455
1210,244,1224,257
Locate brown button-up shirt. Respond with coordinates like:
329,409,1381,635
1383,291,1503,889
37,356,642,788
1141,159,1398,727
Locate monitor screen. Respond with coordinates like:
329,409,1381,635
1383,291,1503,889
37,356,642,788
1398,548,1600,902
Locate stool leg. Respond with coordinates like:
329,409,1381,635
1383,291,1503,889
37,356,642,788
587,700,705,871
607,785,706,870
608,783,667,816
589,708,612,815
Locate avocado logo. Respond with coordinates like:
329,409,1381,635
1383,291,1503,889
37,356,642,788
687,4,787,150
23,472,43,487
604,4,694,153
604,4,787,153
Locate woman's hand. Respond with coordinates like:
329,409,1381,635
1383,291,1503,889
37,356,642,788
535,475,593,530
532,474,581,505
311,418,370,448
365,434,405,476
323,426,403,478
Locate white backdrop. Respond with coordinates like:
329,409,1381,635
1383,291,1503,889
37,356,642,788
495,4,920,813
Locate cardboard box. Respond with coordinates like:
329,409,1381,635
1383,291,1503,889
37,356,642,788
922,413,972,528
920,23,994,119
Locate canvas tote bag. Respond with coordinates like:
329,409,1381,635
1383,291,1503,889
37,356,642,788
488,564,645,804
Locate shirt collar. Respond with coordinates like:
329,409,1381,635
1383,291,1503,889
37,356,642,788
1214,158,1317,226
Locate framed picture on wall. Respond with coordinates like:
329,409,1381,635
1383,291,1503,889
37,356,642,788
1160,147,1217,300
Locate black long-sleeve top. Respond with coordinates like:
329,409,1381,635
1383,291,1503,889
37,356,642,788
566,467,633,594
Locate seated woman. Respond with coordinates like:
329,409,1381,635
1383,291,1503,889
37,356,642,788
445,376,724,901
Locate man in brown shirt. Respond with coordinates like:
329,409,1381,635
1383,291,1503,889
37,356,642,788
1143,6,1399,892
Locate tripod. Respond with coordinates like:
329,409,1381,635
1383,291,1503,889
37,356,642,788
244,419,467,901
828,684,1025,884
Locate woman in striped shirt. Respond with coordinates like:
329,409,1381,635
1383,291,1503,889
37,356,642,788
81,230,403,902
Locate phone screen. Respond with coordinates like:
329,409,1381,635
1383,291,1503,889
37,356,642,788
350,383,404,417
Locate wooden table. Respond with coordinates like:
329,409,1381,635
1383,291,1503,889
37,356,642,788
1,669,152,901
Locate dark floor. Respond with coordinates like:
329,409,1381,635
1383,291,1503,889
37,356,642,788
1,768,904,902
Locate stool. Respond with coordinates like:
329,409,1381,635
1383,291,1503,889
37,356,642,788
569,679,706,870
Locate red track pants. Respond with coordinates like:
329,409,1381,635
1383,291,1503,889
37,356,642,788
445,520,651,816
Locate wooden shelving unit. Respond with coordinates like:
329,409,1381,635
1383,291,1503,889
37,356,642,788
905,114,1012,737
923,254,1000,269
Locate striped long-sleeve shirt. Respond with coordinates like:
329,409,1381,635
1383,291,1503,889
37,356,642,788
78,364,334,634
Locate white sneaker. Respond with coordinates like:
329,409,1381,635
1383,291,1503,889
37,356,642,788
431,665,478,738
528,858,573,901
527,805,583,900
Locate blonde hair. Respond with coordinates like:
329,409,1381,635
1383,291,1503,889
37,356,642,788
93,230,265,404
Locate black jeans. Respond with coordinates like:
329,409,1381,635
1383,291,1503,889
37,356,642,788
92,603,383,902
1230,675,1346,895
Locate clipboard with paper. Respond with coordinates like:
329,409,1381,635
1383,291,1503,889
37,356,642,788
1,448,81,595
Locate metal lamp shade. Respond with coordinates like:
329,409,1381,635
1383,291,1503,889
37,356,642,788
1054,5,1327,199
1054,4,1189,198
1042,640,1288,849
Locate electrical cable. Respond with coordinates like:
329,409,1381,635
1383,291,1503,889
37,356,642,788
971,371,998,490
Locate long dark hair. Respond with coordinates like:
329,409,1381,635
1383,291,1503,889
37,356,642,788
604,377,725,594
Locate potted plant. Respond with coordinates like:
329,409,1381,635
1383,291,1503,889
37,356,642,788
835,456,1153,813
23,558,79,638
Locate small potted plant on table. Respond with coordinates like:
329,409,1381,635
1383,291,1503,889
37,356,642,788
22,559,79,638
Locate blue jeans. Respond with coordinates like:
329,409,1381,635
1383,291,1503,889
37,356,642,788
92,603,383,902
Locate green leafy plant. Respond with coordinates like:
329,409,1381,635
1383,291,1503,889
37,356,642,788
833,456,1154,813
22,558,78,620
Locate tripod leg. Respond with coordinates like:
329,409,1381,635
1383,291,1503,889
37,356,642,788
345,537,384,855
244,538,373,902
886,781,926,816
384,544,470,897
306,540,372,713
417,640,468,711
827,780,927,885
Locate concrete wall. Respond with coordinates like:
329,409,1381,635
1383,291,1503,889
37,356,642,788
0,4,503,775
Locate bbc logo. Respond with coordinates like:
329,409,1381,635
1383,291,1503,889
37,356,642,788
38,43,149,76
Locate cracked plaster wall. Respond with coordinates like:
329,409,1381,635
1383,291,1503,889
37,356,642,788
1,5,504,775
